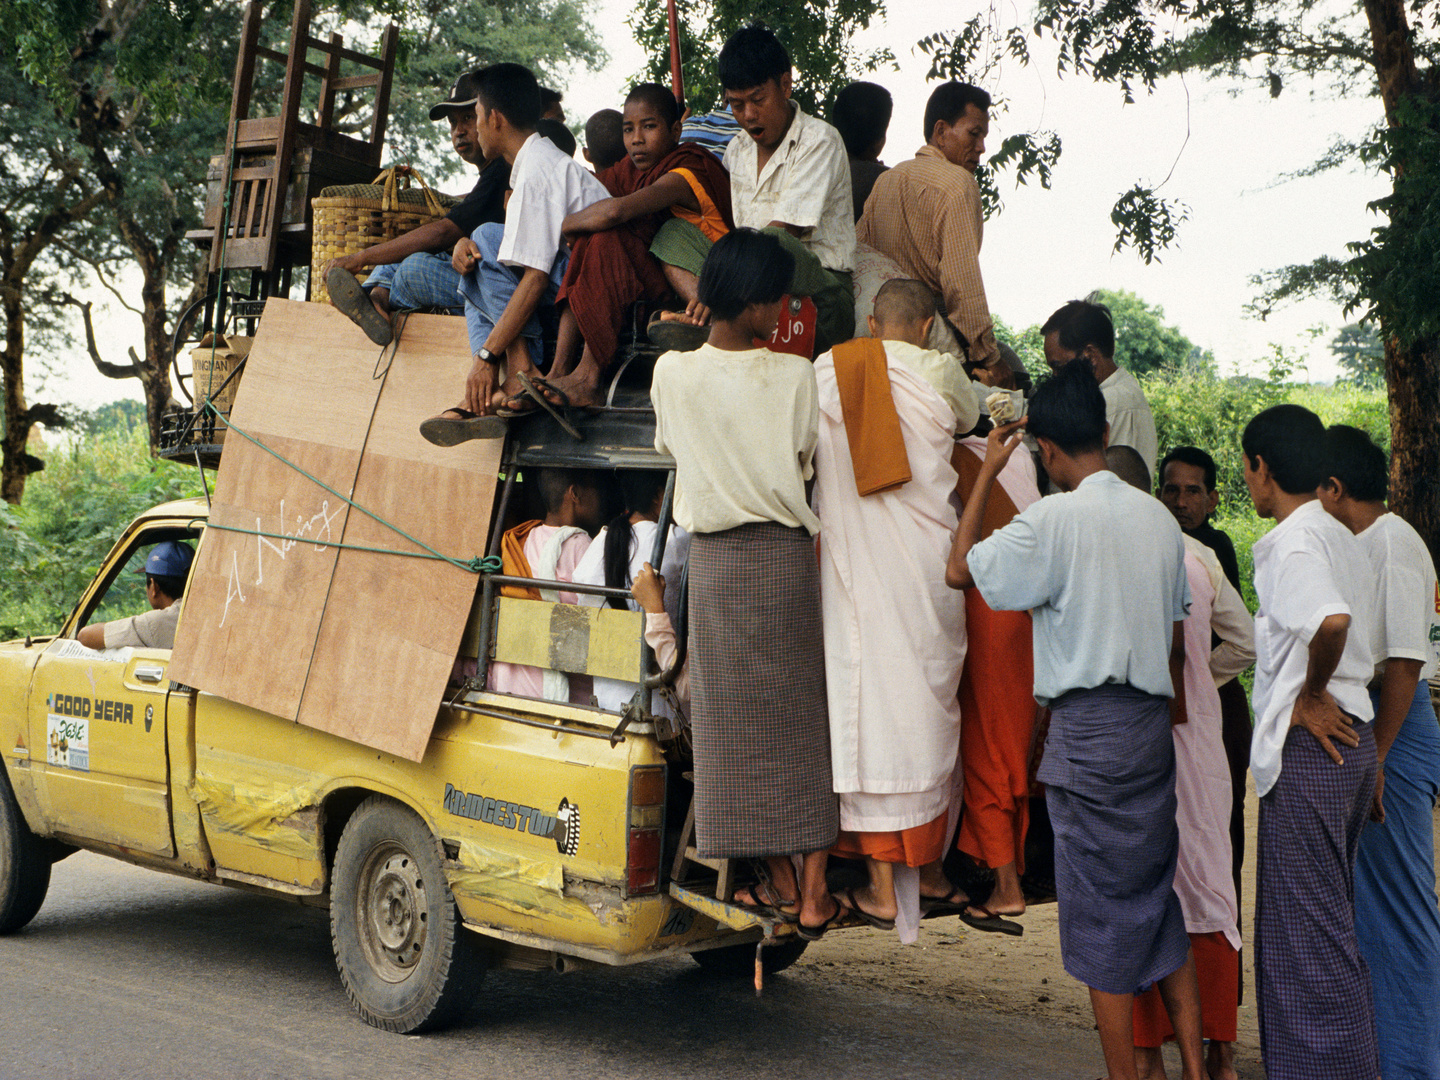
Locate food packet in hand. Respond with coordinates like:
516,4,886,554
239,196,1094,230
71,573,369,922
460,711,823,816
985,389,1026,424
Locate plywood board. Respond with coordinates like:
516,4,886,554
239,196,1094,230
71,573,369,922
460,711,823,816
298,313,502,760
171,301,501,761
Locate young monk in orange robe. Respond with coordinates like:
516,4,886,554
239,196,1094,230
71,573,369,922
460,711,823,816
539,82,731,409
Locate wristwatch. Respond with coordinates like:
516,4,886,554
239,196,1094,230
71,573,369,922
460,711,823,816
477,347,495,364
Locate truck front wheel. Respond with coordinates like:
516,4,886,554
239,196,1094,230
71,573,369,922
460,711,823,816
0,772,51,934
330,795,483,1033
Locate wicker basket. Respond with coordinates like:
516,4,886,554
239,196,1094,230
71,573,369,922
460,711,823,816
310,166,457,303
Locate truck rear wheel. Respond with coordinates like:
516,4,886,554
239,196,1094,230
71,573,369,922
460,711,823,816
0,772,51,934
692,937,808,977
330,795,483,1033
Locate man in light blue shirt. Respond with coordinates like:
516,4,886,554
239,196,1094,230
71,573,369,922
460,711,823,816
946,358,1204,1080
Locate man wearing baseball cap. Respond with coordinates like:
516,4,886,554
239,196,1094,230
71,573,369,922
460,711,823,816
325,69,513,346
78,541,195,651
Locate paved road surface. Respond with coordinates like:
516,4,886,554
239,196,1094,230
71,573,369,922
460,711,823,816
0,853,1169,1080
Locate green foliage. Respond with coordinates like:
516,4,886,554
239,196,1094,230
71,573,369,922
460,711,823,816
1329,322,1384,388
1109,184,1189,265
627,0,890,118
1089,288,1203,375
0,421,203,640
992,315,1049,385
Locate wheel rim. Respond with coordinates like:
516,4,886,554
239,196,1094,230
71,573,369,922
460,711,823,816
355,841,429,983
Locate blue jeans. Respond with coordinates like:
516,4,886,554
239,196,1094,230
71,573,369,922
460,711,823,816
458,222,567,365
363,252,463,312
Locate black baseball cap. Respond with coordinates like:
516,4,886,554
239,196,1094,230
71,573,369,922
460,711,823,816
430,70,483,121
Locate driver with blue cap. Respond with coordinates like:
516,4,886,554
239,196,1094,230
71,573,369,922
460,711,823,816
78,540,195,651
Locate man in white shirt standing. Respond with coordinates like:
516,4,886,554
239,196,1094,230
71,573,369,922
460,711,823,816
1042,299,1158,480
652,23,855,356
947,359,1205,1080
1317,423,1440,1080
420,63,608,446
1241,404,1380,1080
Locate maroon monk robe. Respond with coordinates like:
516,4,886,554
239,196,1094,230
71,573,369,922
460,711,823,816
557,143,732,372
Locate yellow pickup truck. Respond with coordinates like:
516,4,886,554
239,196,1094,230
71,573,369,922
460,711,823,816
0,435,809,1033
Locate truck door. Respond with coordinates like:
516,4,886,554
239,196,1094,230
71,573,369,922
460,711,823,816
25,529,189,858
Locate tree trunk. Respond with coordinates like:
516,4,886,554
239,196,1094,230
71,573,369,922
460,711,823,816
1385,335,1440,566
1,289,40,504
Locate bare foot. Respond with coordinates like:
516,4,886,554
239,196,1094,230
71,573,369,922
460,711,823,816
986,862,1027,917
1134,1045,1168,1080
1205,1041,1238,1080
840,883,898,923
538,353,605,408
658,310,706,327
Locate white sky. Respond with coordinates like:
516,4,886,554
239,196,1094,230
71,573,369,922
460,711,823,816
42,0,1385,410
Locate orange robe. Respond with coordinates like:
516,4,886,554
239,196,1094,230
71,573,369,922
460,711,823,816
1133,930,1240,1045
953,442,1039,872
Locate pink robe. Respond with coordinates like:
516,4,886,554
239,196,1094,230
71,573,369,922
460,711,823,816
1174,541,1242,948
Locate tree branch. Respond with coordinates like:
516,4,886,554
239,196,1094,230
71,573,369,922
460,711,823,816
57,292,141,380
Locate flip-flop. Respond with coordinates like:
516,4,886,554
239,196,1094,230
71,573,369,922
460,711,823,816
730,883,800,924
419,407,510,446
796,898,845,942
516,372,584,440
646,313,709,353
959,904,1024,936
326,266,393,346
835,887,897,931
920,886,970,916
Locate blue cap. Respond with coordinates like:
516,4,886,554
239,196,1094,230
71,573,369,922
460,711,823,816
142,541,195,578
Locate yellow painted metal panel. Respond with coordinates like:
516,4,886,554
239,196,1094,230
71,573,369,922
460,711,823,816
492,597,644,683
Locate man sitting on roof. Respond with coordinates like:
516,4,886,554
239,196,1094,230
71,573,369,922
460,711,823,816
419,63,609,446
534,83,731,410
324,70,510,347
649,23,856,356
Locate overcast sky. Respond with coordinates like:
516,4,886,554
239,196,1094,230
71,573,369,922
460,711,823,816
45,0,1386,410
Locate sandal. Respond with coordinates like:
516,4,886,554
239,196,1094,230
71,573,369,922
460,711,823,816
920,886,970,916
327,266,393,346
796,897,845,942
730,882,799,924
835,887,896,931
959,904,1024,936
646,312,709,353
419,407,510,446
516,372,584,440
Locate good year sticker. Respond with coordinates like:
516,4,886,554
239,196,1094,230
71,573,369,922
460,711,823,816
47,714,89,772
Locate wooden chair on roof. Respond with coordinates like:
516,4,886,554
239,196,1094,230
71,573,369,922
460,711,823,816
190,0,397,298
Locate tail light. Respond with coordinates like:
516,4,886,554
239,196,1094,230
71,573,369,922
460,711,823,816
626,765,666,895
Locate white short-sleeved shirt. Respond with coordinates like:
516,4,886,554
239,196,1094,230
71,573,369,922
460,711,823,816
651,344,820,535
1099,366,1159,480
724,102,855,273
498,132,609,272
1356,511,1440,682
1250,499,1376,796
103,600,182,650
967,469,1190,703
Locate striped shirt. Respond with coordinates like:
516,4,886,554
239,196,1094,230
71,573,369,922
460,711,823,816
857,145,1000,369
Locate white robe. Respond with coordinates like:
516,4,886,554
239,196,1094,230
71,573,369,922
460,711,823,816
813,345,968,835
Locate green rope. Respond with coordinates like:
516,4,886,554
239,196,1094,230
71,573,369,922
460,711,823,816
201,401,498,575
198,521,501,573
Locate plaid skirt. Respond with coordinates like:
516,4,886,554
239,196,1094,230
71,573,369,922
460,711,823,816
1255,721,1378,1080
1040,683,1190,994
688,523,838,858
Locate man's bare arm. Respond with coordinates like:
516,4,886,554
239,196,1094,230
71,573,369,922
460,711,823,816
563,173,696,238
945,419,1026,590
1370,656,1424,820
77,623,106,649
1290,612,1362,764
326,217,464,276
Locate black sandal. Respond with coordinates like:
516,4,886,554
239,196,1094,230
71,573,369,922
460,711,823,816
327,267,393,346
419,407,510,446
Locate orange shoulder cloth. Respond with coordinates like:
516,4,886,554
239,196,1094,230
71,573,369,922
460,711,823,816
832,337,912,496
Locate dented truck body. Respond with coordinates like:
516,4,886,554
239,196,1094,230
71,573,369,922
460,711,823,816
0,489,783,1031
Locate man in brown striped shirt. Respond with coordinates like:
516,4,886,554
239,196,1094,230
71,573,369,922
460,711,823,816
857,82,1004,381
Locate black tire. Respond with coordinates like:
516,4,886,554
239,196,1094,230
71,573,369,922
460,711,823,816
330,795,483,1033
0,771,51,934
692,936,808,977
